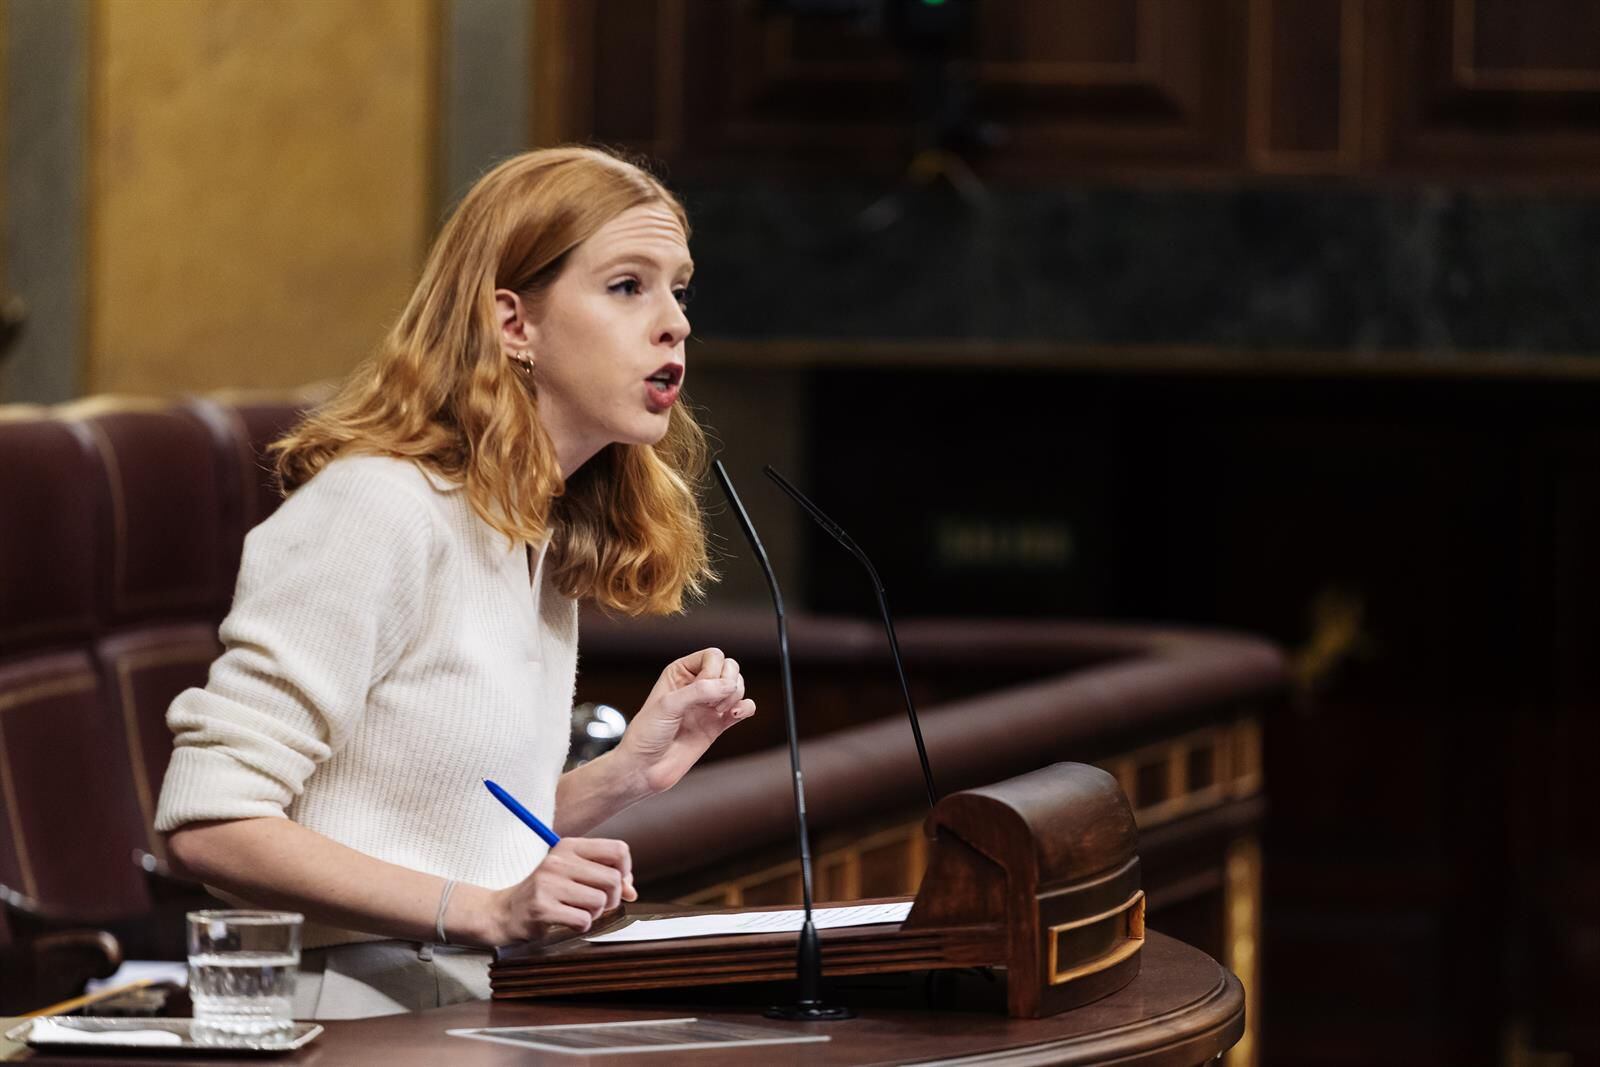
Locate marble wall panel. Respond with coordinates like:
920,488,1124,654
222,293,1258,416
88,0,438,395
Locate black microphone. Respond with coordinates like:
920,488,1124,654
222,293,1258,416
763,465,939,809
711,460,853,1022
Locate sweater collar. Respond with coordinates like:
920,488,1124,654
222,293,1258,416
416,463,465,494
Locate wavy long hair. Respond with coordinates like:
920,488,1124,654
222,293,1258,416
271,146,714,615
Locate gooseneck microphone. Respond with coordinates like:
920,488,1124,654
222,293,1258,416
763,465,939,809
711,460,853,1022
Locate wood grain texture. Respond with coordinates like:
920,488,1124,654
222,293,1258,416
1366,0,1600,175
496,765,1148,1020
544,0,1600,182
18,932,1239,1066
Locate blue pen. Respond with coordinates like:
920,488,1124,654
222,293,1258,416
483,779,561,847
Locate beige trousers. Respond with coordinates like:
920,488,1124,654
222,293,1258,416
291,941,494,1020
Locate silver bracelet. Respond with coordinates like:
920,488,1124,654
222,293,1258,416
434,878,457,946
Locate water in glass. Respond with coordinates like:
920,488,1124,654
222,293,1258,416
189,951,298,1040
186,910,302,1045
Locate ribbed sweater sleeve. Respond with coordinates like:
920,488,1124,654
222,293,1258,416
155,459,438,830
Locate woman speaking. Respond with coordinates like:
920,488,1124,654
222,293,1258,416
155,147,753,1019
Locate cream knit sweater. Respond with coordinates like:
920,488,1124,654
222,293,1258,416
154,455,578,949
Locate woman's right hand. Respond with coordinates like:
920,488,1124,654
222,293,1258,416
488,837,637,943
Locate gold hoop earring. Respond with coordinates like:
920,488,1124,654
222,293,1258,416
506,349,535,375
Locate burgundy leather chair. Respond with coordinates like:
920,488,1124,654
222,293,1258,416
0,415,149,1007
0,396,308,1010
77,407,234,872
180,394,309,583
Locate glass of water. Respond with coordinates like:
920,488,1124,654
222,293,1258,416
186,910,302,1045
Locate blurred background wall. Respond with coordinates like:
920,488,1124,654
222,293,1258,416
4,0,437,400
4,1,1599,1064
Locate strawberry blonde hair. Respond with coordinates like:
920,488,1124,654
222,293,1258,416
272,146,713,615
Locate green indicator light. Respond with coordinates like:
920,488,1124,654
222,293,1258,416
922,0,948,6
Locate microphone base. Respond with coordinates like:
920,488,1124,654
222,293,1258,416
763,1000,856,1022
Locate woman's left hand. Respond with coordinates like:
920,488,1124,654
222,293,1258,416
614,648,756,796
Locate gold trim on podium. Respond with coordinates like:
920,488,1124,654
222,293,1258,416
1048,890,1147,986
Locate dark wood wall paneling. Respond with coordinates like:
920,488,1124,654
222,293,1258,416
800,370,1600,1065
533,2,1600,1063
537,0,1600,182
1374,0,1600,176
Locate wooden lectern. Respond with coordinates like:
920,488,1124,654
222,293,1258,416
491,763,1147,1019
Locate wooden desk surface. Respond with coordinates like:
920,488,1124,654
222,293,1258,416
14,932,1242,1066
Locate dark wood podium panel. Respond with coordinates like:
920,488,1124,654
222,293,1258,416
9,932,1241,1066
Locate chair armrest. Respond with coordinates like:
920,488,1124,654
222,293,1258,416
0,883,123,1014
4,928,122,1013
31,928,122,981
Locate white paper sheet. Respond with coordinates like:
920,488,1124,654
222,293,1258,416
583,901,912,944
447,1017,830,1054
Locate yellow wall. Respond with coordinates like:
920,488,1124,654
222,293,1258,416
89,0,437,394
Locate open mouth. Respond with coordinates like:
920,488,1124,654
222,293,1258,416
645,364,684,392
644,363,684,413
